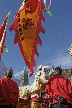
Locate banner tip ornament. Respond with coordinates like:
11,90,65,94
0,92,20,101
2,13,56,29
0,12,10,59
44,0,52,16
6,11,11,18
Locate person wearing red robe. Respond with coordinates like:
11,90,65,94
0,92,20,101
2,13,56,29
45,66,72,108
0,68,19,108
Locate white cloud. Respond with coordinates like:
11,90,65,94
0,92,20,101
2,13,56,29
42,51,72,69
13,71,20,77
50,54,72,68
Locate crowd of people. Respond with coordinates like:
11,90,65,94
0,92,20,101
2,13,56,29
0,66,72,108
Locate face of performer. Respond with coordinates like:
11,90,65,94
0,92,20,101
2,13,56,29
4,68,13,79
53,71,57,75
45,76,50,80
4,73,7,78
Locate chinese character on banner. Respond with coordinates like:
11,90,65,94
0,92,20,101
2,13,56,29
22,18,34,30
25,7,32,15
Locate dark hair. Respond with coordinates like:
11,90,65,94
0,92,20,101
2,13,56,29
54,66,62,74
5,67,13,78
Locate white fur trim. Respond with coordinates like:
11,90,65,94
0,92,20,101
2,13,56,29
31,94,40,98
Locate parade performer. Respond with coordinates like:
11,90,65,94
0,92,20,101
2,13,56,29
30,73,44,108
30,65,54,108
0,68,19,108
17,85,31,108
45,66,72,108
17,65,54,108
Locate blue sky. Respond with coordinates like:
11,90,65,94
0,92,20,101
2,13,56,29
0,0,72,84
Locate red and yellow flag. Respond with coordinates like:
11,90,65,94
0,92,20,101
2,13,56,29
0,12,10,59
9,0,45,76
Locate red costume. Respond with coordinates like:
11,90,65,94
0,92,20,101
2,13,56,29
31,97,42,102
42,93,50,108
46,74,72,104
0,78,19,105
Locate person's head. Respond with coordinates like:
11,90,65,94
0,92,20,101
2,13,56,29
54,65,62,75
4,67,13,79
